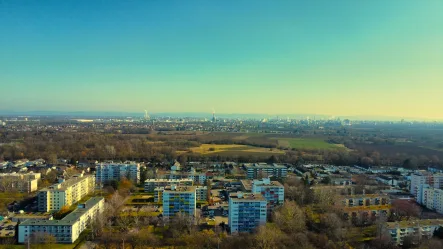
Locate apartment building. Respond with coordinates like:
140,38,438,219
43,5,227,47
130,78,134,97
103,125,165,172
386,219,443,245
342,194,390,207
244,163,287,179
0,172,41,193
160,171,208,185
163,186,196,219
95,162,140,184
195,186,208,201
241,178,284,212
417,184,443,214
228,192,267,233
19,197,104,244
37,174,95,212
410,173,443,197
341,194,391,222
155,185,206,203
144,178,193,192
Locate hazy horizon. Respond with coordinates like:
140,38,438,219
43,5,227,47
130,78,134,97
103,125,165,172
1,1,442,119
1,109,443,121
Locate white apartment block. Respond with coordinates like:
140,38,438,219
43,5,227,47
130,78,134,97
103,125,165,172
0,172,41,193
417,184,443,214
244,163,287,179
144,178,193,192
228,192,267,233
19,197,104,244
95,162,140,184
386,219,443,245
410,173,443,197
37,174,95,212
163,186,196,219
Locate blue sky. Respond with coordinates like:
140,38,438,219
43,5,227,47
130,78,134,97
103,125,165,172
1,0,442,119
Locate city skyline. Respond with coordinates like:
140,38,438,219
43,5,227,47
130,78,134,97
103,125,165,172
1,1,442,119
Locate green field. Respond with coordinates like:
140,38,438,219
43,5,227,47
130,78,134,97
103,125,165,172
277,138,344,150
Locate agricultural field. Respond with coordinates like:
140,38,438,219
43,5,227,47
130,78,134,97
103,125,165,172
277,138,346,150
188,143,285,156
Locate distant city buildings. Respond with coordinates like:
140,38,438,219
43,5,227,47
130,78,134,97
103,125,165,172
244,163,287,179
228,192,267,233
37,174,95,212
19,197,104,244
95,162,140,184
162,185,196,219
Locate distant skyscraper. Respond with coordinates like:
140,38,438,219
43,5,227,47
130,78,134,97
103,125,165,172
144,110,150,120
212,111,216,122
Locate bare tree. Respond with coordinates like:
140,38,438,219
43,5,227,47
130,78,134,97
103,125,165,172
254,225,286,249
272,200,306,234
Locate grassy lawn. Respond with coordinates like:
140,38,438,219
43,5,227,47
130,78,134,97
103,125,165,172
125,194,154,205
277,138,344,150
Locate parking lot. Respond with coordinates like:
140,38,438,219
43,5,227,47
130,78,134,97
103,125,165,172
0,220,17,238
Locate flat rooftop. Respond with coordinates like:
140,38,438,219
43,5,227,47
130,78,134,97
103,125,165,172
244,163,286,169
39,174,92,192
96,162,139,167
145,178,193,183
229,192,266,201
10,213,52,219
163,186,196,193
241,180,283,191
20,197,104,226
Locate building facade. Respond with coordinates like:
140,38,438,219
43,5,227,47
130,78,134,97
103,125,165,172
0,172,41,193
410,173,443,197
155,185,207,203
19,197,104,244
195,186,208,201
162,186,196,219
37,174,95,212
341,194,391,223
228,192,267,233
241,178,284,212
386,219,443,245
417,184,443,214
95,162,140,184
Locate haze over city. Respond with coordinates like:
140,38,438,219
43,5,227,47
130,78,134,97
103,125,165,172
1,0,442,120
4,1,443,248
